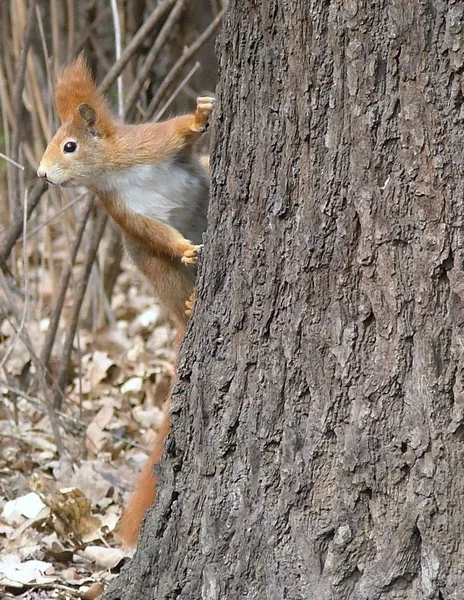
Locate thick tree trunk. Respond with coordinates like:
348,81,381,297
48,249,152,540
104,1,464,598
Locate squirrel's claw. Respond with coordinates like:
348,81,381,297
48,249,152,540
185,290,196,318
182,244,203,266
193,97,215,133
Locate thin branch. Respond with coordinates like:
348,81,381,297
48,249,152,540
0,180,47,265
10,0,36,167
39,196,95,369
154,61,200,122
0,378,84,433
109,0,124,118
17,192,87,243
7,0,37,242
52,208,108,410
124,0,188,117
145,7,224,120
0,151,25,170
99,0,176,95
0,283,66,455
1,189,31,371
0,190,29,370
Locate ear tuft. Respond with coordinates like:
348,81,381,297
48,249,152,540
55,55,116,137
78,103,97,128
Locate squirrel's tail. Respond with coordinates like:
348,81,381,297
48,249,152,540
117,405,171,547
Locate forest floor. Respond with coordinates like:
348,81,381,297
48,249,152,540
0,261,176,599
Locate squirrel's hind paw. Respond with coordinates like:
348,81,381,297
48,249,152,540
193,97,215,133
185,290,196,318
181,244,203,266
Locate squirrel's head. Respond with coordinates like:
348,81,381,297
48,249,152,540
37,55,116,187
37,102,111,186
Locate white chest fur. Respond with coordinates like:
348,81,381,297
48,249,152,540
97,162,198,224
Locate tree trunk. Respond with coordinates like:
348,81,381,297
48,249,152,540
103,1,464,598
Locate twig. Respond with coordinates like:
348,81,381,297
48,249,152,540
39,196,95,369
7,0,37,245
0,180,46,265
52,208,108,410
0,190,30,370
0,151,25,170
99,0,176,95
98,224,123,328
0,378,84,437
17,192,87,243
154,61,200,122
124,0,188,117
1,373,155,455
109,0,124,118
0,186,31,429
0,282,66,455
9,0,36,168
95,261,119,330
145,7,225,120
66,0,75,60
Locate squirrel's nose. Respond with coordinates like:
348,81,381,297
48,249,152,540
37,167,47,179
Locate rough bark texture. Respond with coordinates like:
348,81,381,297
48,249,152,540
103,1,464,598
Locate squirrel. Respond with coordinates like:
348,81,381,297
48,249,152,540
37,54,213,336
37,56,214,547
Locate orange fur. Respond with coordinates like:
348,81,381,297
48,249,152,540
117,322,189,548
126,238,196,325
117,405,171,547
118,315,190,549
98,191,197,259
38,57,213,547
55,54,116,137
38,56,212,329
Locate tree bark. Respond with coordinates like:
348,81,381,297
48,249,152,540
103,1,464,598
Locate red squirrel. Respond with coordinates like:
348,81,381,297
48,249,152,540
37,56,213,546
38,55,213,333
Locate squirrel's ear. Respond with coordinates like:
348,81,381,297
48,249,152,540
78,103,97,129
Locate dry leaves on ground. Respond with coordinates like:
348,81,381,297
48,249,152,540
0,266,177,599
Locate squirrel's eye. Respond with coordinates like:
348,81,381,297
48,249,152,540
63,141,77,153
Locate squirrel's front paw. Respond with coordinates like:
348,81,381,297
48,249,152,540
181,244,202,266
193,97,215,133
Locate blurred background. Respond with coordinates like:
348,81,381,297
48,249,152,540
0,0,223,524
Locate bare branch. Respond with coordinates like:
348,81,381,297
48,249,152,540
52,208,108,410
0,180,47,265
124,0,188,117
99,0,177,95
145,7,224,120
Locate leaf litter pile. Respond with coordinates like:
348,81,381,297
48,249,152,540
0,261,177,599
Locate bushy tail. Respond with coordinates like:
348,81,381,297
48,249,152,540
117,405,171,547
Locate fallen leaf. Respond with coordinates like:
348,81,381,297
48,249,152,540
70,462,113,506
128,306,162,337
46,488,101,544
86,422,111,457
0,555,56,587
79,545,126,569
80,581,105,599
132,405,164,428
2,492,47,522
120,377,144,396
93,403,114,430
89,351,118,388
